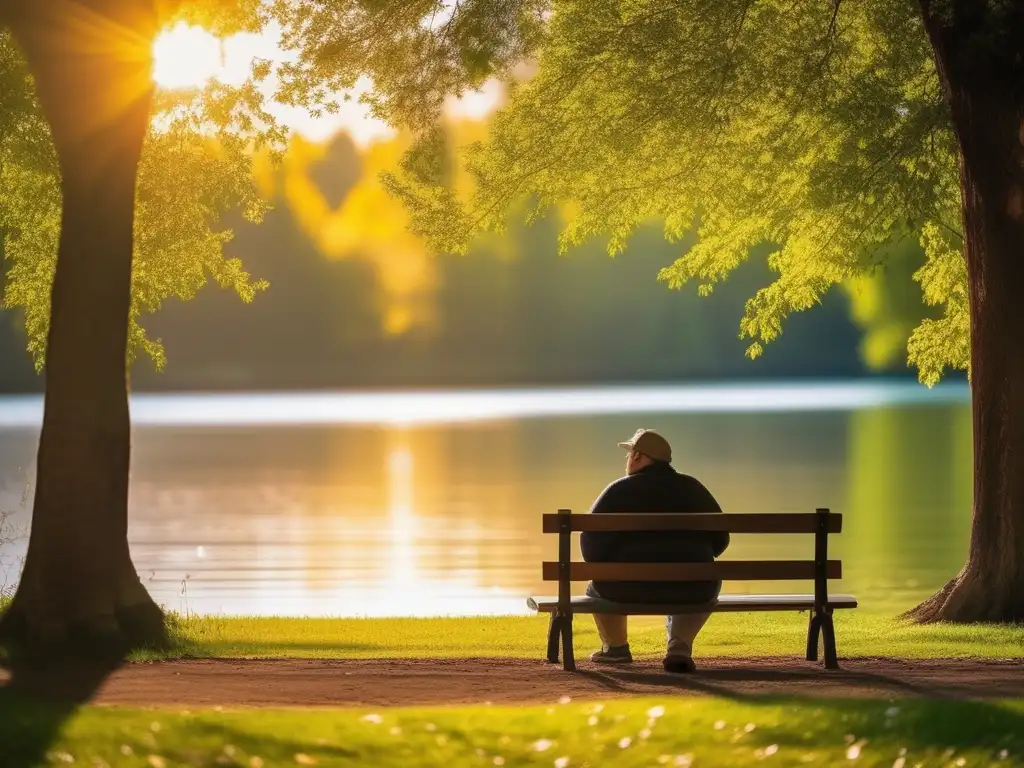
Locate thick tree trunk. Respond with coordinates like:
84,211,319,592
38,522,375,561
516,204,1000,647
907,2,1024,623
0,0,164,656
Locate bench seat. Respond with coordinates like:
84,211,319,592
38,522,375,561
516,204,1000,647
527,593,858,615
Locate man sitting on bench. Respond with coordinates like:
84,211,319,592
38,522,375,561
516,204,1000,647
581,428,730,673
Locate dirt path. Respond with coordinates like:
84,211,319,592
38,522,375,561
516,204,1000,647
3,657,1024,707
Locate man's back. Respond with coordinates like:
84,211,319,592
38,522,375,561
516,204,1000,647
581,462,728,603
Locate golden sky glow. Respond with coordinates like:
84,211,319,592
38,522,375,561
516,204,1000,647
152,22,504,145
152,23,227,88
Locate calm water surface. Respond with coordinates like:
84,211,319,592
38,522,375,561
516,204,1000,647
0,381,973,617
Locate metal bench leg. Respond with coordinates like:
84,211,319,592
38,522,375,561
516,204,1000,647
805,612,822,661
546,613,561,664
821,610,839,670
561,614,576,671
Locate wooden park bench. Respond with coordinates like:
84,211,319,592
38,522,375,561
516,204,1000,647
527,507,857,671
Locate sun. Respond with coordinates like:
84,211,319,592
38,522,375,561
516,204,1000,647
152,23,224,89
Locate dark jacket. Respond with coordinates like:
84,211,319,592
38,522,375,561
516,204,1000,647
580,462,729,604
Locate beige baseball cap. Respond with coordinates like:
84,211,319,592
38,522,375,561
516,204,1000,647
617,428,672,463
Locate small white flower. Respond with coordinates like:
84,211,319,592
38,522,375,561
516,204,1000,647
554,758,570,768
647,705,666,719
999,749,1010,760
618,737,632,749
587,715,599,726
846,740,867,760
361,714,383,724
558,695,572,705
533,739,553,752
744,723,756,733
714,720,726,730
765,745,779,756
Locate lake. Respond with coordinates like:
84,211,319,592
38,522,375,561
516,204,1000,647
0,380,973,617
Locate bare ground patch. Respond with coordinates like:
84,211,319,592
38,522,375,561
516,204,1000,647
3,656,1024,707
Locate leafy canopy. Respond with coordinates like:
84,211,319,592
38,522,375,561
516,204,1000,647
373,0,968,385
1,0,546,371
0,1,278,370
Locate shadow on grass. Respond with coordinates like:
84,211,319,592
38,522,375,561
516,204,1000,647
0,658,119,768
575,661,1024,700
575,664,1024,758
182,720,363,762
735,698,1024,761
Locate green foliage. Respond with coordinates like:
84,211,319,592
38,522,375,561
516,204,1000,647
271,0,548,125
0,28,280,370
380,0,969,384
157,0,264,35
843,237,932,372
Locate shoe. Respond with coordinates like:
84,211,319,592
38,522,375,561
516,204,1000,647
590,645,633,664
663,655,697,674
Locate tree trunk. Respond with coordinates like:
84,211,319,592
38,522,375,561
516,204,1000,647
0,0,164,657
907,2,1024,623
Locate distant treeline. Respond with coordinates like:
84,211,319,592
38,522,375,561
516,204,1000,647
0,134,919,394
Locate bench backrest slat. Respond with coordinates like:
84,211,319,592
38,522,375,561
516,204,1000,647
541,512,842,534
542,560,842,582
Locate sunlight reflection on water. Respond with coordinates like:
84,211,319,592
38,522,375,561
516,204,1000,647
0,380,972,616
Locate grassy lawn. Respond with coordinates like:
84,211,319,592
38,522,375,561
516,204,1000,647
2,695,1022,767
157,610,1024,661
3,595,1022,660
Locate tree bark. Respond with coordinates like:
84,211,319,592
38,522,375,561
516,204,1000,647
0,0,164,657
907,1,1024,623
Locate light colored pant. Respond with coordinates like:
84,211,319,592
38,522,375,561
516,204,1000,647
593,612,711,658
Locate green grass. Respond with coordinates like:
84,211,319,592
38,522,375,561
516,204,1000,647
155,610,1024,662
2,695,1023,767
